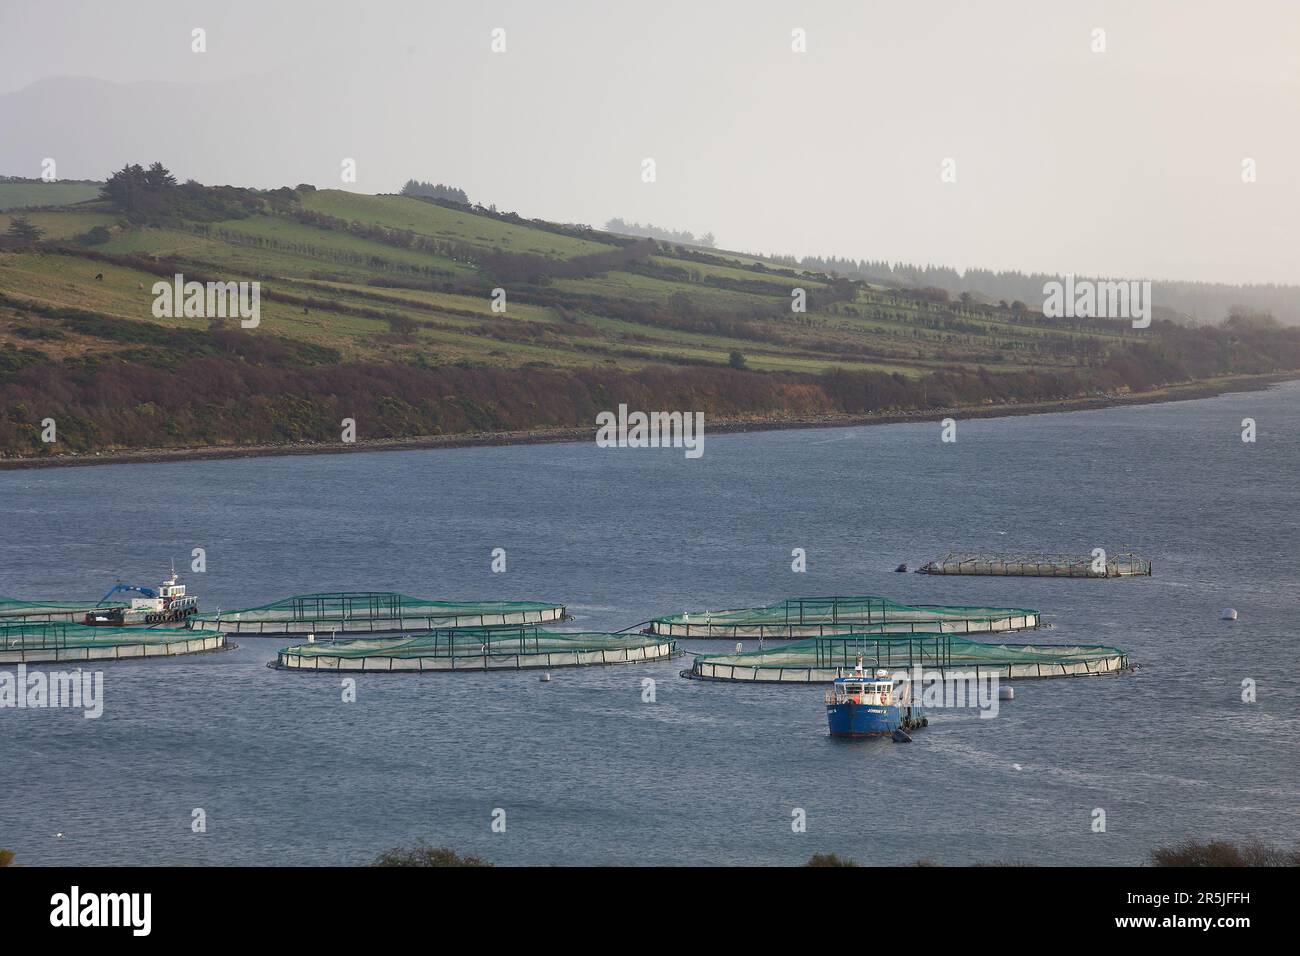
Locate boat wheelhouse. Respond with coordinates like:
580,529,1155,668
824,667,926,737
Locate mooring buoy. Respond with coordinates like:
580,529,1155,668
999,686,1014,701
1221,608,1238,621
540,672,552,682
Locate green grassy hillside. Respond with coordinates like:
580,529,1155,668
0,181,104,211
2,175,1298,459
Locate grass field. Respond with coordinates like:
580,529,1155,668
302,190,615,258
0,208,118,239
0,182,104,211
3,180,1290,458
0,188,1159,373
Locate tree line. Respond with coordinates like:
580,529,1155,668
399,179,470,204
606,217,715,248
760,253,1300,326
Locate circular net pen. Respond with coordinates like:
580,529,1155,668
0,621,226,664
918,551,1152,577
274,625,678,673
198,593,566,636
0,597,125,624
685,633,1128,683
647,596,1040,639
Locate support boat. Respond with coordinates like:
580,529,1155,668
825,666,927,738
84,570,199,626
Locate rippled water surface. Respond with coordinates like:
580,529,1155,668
2,383,1297,865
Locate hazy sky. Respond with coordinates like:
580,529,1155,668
2,0,1297,284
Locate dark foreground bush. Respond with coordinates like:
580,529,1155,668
371,841,491,867
807,853,859,867
0,849,13,867
1150,840,1300,867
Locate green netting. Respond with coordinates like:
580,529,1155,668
0,621,220,651
650,596,1039,637
698,633,1124,669
280,625,669,661
197,592,566,633
0,597,125,621
688,632,1128,682
199,592,561,622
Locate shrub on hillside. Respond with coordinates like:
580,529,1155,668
4,215,43,242
1150,840,1300,867
371,841,490,867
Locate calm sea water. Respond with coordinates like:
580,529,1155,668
2,383,1298,866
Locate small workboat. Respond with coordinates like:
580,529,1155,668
825,665,927,738
84,569,199,626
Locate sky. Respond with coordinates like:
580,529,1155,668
1,0,1297,285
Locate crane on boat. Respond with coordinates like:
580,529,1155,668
97,583,158,607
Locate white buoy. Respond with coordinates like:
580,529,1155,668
999,686,1014,701
1221,608,1238,621
307,632,316,643
735,642,743,654
540,672,551,682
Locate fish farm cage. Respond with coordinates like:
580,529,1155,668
685,633,1129,683
0,597,124,624
274,625,677,672
0,621,226,664
647,596,1040,639
918,551,1152,577
198,592,566,636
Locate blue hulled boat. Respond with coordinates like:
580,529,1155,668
825,668,926,738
